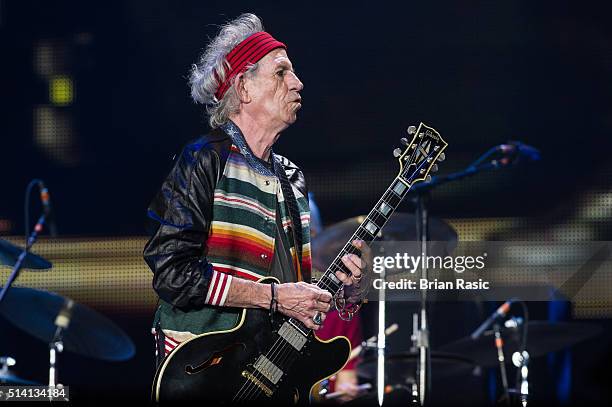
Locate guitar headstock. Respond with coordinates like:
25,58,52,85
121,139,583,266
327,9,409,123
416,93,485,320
394,122,447,186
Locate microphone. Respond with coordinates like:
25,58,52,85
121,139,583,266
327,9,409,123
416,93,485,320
38,181,58,236
497,142,541,162
470,299,515,340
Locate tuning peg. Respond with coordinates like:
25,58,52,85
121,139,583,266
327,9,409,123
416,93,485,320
431,164,439,172
407,126,417,135
426,175,432,182
437,152,446,162
400,137,409,146
393,148,402,158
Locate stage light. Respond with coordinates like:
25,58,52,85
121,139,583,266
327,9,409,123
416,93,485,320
33,106,79,166
50,75,74,106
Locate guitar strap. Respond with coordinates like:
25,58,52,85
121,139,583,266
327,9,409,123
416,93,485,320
273,158,304,279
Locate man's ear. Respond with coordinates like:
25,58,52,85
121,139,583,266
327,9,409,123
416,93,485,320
234,73,251,104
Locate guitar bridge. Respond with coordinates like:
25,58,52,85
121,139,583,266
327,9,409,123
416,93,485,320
241,370,273,397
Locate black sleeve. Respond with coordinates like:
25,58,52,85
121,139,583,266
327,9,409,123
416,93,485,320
143,141,221,309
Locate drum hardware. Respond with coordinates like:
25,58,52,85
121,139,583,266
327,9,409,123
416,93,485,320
511,351,530,407
350,323,399,360
442,320,601,367
0,287,135,362
0,286,136,391
0,179,55,305
0,357,40,385
0,239,52,271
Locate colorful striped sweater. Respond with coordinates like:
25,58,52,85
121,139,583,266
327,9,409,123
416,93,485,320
151,121,311,342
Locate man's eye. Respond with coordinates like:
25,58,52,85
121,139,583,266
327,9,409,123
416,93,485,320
276,70,285,77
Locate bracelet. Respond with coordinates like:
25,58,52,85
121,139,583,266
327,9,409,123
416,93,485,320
269,282,278,324
333,288,363,321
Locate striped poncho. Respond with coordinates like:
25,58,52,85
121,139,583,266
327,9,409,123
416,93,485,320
155,123,312,342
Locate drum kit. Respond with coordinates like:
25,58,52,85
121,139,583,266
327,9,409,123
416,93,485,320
311,212,602,406
0,238,135,389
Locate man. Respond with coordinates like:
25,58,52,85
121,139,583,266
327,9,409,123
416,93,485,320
144,13,366,364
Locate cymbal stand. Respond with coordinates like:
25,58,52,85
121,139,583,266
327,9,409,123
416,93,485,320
511,350,530,407
49,299,73,388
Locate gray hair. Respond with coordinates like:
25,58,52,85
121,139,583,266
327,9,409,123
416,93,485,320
189,13,264,128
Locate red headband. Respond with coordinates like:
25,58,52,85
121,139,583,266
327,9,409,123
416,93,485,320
214,31,286,101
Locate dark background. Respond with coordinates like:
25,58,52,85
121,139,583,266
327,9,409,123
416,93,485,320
1,1,611,405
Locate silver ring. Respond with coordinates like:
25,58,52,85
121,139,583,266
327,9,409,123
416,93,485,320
313,311,323,325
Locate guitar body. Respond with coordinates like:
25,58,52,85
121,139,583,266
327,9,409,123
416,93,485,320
152,297,350,404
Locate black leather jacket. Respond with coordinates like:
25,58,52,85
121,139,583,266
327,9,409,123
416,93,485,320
143,129,308,310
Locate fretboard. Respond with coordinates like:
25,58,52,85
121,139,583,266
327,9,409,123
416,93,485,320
286,176,414,337
315,176,412,296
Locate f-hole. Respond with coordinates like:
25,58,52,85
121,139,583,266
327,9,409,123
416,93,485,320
185,343,245,375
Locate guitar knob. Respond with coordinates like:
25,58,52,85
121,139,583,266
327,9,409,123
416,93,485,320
393,148,402,158
407,126,417,135
400,137,409,146
426,175,432,182
437,152,446,162
431,164,439,172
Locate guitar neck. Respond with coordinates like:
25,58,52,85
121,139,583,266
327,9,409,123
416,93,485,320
288,122,446,336
315,176,412,297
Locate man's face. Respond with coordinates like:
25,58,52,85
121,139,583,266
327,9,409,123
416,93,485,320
243,49,304,129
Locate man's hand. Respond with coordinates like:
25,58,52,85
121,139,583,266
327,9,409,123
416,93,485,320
336,240,371,302
276,281,332,330
335,240,366,286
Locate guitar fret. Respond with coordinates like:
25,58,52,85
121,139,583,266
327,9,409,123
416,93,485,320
368,211,387,228
383,190,401,207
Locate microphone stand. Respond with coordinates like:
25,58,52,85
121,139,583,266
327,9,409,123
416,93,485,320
406,143,536,405
493,323,511,406
412,191,431,406
0,213,48,305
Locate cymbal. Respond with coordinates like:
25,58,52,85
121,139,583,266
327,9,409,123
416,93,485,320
312,212,457,270
0,371,40,385
0,287,135,362
440,321,602,367
0,239,52,270
358,351,474,382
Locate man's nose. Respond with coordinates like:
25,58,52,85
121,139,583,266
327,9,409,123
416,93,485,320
289,72,304,92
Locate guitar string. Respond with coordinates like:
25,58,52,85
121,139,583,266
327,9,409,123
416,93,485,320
234,146,436,401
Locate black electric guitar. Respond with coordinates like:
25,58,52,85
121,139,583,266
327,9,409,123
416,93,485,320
152,123,448,404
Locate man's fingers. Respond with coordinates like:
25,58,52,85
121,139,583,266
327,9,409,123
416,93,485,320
315,290,332,303
340,254,364,282
313,300,332,313
335,269,352,286
301,314,323,330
